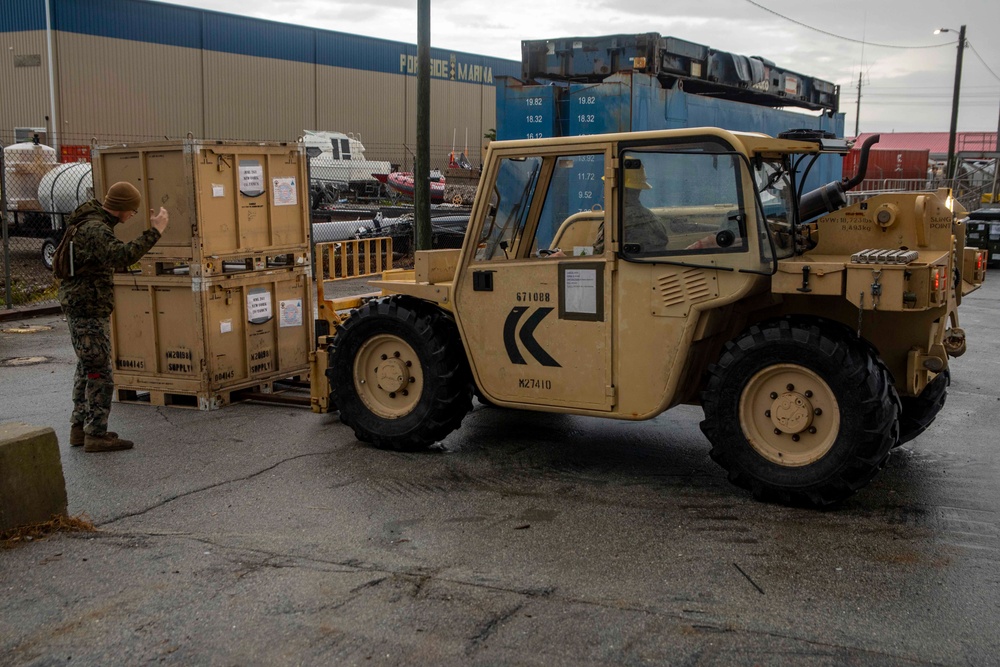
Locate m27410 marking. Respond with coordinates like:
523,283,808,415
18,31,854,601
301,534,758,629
518,378,552,390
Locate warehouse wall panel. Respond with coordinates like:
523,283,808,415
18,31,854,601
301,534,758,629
0,30,51,129
202,51,315,141
54,32,202,141
314,67,408,165
0,0,516,153
52,0,203,49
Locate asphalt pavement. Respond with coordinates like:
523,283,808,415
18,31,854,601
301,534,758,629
1,276,998,666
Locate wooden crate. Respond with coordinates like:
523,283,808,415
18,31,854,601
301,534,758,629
109,266,314,409
92,139,310,263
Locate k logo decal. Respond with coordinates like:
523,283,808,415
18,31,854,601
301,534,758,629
503,307,561,367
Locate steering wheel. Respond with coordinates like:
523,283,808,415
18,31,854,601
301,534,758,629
537,248,560,257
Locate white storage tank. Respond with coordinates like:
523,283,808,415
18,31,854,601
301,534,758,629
3,141,58,211
38,162,93,228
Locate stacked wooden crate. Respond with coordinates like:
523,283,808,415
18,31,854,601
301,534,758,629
94,140,314,409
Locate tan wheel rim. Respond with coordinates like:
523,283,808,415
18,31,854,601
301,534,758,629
739,364,840,467
353,334,422,419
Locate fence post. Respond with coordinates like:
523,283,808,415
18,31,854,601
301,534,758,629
1,145,12,310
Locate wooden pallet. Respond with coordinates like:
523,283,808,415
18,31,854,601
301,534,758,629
114,375,311,410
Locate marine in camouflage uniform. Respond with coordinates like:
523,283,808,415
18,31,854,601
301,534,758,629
59,197,162,443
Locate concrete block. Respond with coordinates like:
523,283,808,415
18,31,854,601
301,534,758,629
0,422,67,534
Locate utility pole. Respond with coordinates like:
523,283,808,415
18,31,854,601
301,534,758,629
991,103,1000,204
414,0,431,251
944,25,966,181
854,71,862,137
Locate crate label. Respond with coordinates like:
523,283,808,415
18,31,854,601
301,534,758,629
220,319,233,334
247,288,272,324
116,357,146,371
212,183,225,198
164,349,194,373
239,160,264,197
249,348,273,374
279,299,303,327
273,177,297,206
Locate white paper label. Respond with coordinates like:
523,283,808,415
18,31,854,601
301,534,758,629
212,183,225,198
220,319,232,334
564,268,597,314
273,177,297,206
246,288,272,324
279,299,303,327
239,160,264,197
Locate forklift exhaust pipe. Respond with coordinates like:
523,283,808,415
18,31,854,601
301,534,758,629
798,134,881,221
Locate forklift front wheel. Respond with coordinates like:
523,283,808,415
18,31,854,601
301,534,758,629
329,297,472,451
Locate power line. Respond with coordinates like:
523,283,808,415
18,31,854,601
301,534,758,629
857,92,1000,98
865,84,999,90
743,0,954,49
967,42,1000,84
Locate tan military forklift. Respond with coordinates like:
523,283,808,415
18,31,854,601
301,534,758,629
309,128,986,506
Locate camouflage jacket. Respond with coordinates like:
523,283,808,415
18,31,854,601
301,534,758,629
57,199,161,318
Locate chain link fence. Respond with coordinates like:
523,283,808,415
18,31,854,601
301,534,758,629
2,130,478,310
0,130,85,310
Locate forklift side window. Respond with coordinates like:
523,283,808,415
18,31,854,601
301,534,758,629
753,161,796,260
475,156,542,261
620,150,747,260
535,153,606,256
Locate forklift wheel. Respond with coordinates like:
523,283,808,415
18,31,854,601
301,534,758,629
896,369,949,447
700,318,899,507
329,297,472,451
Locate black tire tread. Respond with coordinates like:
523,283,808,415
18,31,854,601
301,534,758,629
896,370,949,447
329,296,472,451
700,318,899,507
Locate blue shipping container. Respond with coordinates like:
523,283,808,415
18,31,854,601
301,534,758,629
497,72,845,192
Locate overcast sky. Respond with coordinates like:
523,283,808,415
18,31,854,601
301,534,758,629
167,0,1000,136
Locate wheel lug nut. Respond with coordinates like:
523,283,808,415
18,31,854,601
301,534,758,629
402,390,408,396
808,427,817,434
405,360,412,367
814,408,822,416
774,428,782,435
770,392,778,399
786,384,795,391
380,354,387,360
409,377,416,383
791,434,800,442
804,390,813,398
389,392,396,398
394,351,400,358
765,410,771,418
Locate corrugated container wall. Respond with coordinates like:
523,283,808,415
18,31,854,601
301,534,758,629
843,149,929,183
0,0,518,170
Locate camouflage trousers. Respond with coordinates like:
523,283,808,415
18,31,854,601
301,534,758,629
68,315,114,436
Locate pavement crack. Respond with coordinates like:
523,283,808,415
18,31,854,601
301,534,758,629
49,530,956,666
466,602,524,653
97,451,330,527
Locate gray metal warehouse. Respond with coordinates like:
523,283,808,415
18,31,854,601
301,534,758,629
0,0,519,167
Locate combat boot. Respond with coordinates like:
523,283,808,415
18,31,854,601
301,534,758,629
84,432,134,452
71,425,118,447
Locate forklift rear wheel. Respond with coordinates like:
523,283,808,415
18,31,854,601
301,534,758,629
896,369,949,447
329,297,472,451
701,318,899,507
